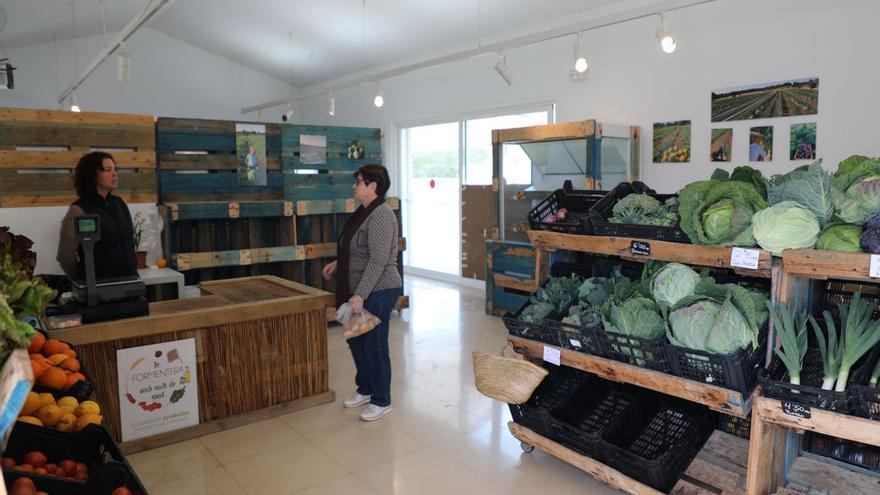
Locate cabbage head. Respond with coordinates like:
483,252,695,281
603,298,666,339
832,155,880,224
679,179,768,246
668,295,755,354
651,263,699,308
816,224,862,253
751,201,820,255
768,161,834,227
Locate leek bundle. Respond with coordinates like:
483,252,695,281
809,293,880,391
767,301,808,385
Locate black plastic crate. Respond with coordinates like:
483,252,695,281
502,299,563,346
601,396,715,492
508,365,590,439
30,330,96,402
528,180,606,235
557,320,605,355
550,381,642,460
805,432,880,472
667,325,767,395
2,423,148,495
759,350,852,413
718,414,752,440
601,330,670,372
587,181,690,243
821,282,880,322
850,384,880,420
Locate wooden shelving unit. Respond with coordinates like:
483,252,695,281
746,248,880,495
509,335,753,417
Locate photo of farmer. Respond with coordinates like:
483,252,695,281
790,123,817,160
710,128,732,162
235,123,267,186
749,126,773,162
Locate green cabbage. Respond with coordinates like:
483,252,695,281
768,161,834,227
669,295,755,355
679,179,768,246
651,263,699,308
751,201,821,255
603,298,666,339
816,224,863,252
832,156,880,224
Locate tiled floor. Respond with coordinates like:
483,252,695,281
128,276,622,494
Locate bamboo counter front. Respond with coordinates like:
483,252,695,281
46,275,335,453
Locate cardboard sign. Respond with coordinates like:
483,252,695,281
117,339,199,442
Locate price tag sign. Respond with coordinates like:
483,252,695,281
781,401,811,419
569,339,582,349
870,255,880,278
631,240,651,256
730,247,760,270
543,346,561,366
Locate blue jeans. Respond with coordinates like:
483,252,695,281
347,287,401,407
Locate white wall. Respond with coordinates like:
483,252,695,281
0,28,297,121
298,0,880,194
0,28,299,275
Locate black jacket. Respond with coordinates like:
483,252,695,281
72,193,138,280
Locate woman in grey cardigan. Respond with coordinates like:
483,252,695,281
323,164,402,422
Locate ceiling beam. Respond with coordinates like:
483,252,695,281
241,0,717,114
57,0,176,105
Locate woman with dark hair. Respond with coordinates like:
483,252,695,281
57,151,137,280
323,163,402,422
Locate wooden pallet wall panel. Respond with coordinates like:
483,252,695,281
0,108,156,207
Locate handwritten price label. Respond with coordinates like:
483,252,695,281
781,401,811,419
730,247,760,270
870,255,880,278
630,241,651,256
543,346,561,366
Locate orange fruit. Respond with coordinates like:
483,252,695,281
37,367,67,390
156,258,168,268
42,339,65,356
28,333,46,354
65,373,86,391
30,353,49,363
31,360,49,381
35,404,63,426
61,348,77,359
48,354,69,366
60,358,80,373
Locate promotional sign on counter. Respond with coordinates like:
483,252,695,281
116,338,198,442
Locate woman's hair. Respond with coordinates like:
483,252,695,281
354,164,391,197
74,151,115,198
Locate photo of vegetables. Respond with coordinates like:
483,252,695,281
790,123,817,160
710,128,732,162
711,77,819,122
749,126,773,162
652,120,691,163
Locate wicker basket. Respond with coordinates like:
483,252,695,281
473,344,549,404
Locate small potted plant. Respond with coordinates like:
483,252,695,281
133,212,147,269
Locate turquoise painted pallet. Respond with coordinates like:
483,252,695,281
156,118,283,203
163,201,293,221
485,240,539,316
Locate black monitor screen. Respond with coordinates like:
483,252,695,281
76,218,97,234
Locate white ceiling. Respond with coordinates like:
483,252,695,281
1,0,660,88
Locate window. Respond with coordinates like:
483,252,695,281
400,106,552,277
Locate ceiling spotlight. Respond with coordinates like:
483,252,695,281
573,33,588,73
70,92,81,112
656,13,677,54
373,83,384,108
328,93,336,116
494,53,512,86
117,49,131,82
282,102,293,122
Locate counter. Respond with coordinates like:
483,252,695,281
47,275,335,452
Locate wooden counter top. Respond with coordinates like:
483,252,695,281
48,276,334,345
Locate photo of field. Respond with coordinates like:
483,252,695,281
790,123,817,160
710,128,732,162
711,77,818,122
653,120,691,163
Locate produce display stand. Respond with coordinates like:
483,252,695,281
505,229,771,494
44,275,335,454
745,248,880,495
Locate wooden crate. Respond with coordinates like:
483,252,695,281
0,108,156,207
485,240,540,316
156,118,282,203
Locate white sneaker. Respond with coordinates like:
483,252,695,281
343,393,371,408
359,404,392,422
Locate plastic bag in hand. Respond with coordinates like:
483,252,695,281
336,302,381,339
